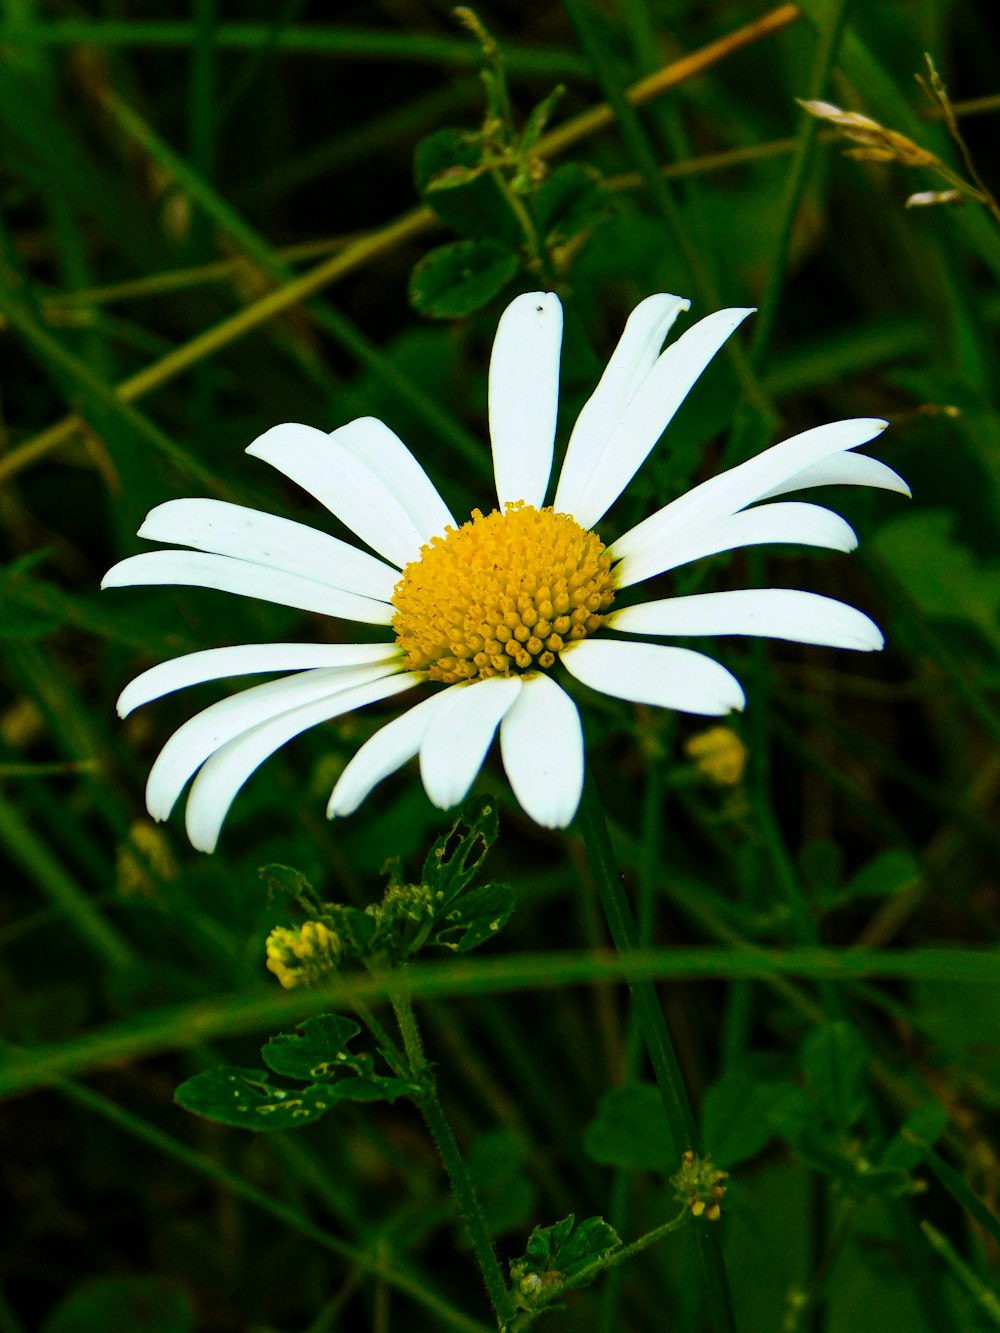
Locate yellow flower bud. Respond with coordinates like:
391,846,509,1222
684,726,748,787
265,920,340,989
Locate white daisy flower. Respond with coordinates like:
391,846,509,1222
103,292,909,852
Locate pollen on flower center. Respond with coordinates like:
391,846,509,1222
392,503,616,684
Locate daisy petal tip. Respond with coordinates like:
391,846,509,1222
857,623,886,652
188,827,219,855
326,788,355,820
244,420,319,459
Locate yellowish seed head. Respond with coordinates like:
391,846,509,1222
265,920,340,989
685,726,749,787
392,503,615,684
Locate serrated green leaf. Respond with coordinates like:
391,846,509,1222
261,1013,364,1081
583,1083,674,1171
553,1216,621,1280
527,1212,576,1263
41,1276,193,1333
513,1213,621,1302
801,1022,870,1131
409,240,519,320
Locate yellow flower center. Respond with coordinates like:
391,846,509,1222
392,503,616,685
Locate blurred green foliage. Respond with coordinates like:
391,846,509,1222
3,1,1000,1330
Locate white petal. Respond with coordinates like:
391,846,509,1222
489,292,563,510
612,418,887,560
246,421,426,568
102,551,394,624
184,673,418,853
117,642,400,718
554,294,689,517
614,502,858,589
145,663,400,823
419,675,522,810
138,498,399,601
329,416,456,541
567,307,755,530
499,674,584,828
610,589,884,651
561,639,745,715
758,451,910,500
328,690,449,817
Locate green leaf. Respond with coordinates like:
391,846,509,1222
260,1013,364,1081
41,1276,193,1333
701,1069,788,1168
530,163,611,245
466,1130,536,1237
409,239,519,320
583,1083,673,1172
518,85,565,155
881,1100,949,1172
413,128,519,244
800,1022,870,1131
873,509,1000,654
841,850,920,902
177,1015,419,1131
175,1066,343,1129
432,881,516,952
325,901,380,957
258,863,322,914
511,1213,621,1308
766,1083,823,1146
423,794,499,902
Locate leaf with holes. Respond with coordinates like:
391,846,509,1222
431,881,515,952
176,1013,420,1130
423,794,499,902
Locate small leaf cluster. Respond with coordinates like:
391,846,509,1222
509,1213,621,1314
586,1024,947,1202
703,1023,947,1196
764,1023,945,1197
267,796,513,970
175,1013,421,1131
408,16,610,317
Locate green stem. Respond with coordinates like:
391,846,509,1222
390,973,516,1330
576,770,736,1333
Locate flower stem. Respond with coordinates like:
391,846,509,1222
389,971,515,1330
577,768,736,1333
